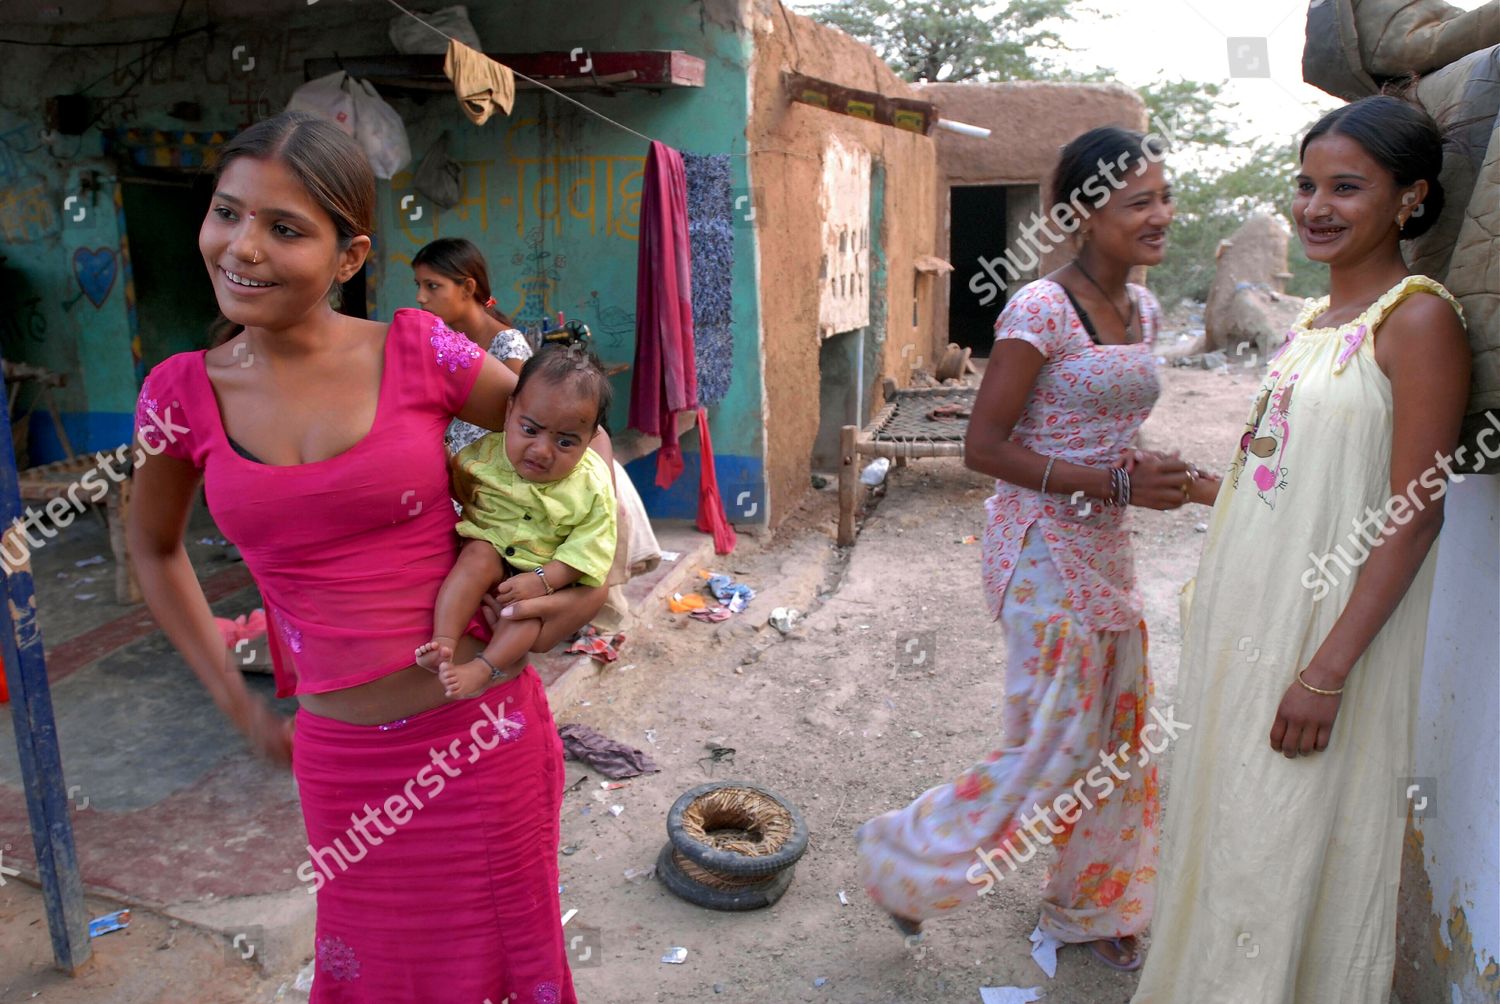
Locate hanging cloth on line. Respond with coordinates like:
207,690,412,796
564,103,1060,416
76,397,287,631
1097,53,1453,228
629,140,699,486
628,141,736,555
443,38,515,125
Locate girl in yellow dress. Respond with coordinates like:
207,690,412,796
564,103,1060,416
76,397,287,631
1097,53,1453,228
1132,95,1469,1003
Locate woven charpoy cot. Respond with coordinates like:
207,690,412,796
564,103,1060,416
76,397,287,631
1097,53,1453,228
837,380,977,546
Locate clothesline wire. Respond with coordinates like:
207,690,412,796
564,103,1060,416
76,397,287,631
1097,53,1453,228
379,0,672,149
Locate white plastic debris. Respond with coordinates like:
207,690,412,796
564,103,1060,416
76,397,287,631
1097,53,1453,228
980,988,1043,1004
608,804,624,817
74,593,97,601
75,555,106,567
661,946,688,964
644,729,658,745
624,866,655,884
837,890,849,906
769,607,800,634
660,550,681,562
860,458,891,486
1029,924,1063,978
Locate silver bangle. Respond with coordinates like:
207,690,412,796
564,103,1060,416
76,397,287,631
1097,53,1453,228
477,653,504,684
1040,456,1057,495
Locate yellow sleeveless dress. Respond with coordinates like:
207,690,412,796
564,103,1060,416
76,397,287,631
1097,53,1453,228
1131,275,1464,1004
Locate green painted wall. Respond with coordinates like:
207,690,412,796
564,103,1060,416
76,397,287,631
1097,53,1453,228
0,0,765,501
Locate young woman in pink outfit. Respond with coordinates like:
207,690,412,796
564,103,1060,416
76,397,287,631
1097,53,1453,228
127,112,607,1003
857,126,1202,972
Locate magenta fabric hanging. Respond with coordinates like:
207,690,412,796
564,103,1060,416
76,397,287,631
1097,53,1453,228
628,140,698,489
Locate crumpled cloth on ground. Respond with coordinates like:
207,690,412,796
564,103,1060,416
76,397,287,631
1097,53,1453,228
215,609,267,648
688,606,733,623
566,624,626,663
557,723,660,779
443,39,514,125
706,573,753,613
668,592,707,613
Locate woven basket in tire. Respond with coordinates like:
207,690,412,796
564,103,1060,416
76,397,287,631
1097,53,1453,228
665,781,809,879
655,842,794,912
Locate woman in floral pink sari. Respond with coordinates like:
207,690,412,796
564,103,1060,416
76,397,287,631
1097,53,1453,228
857,126,1210,971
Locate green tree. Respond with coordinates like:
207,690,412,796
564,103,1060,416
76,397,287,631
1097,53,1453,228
803,0,1082,82
1137,77,1232,148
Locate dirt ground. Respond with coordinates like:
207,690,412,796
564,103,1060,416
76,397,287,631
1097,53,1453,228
0,363,1261,1004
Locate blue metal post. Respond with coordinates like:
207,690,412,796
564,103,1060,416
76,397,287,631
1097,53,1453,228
0,398,91,972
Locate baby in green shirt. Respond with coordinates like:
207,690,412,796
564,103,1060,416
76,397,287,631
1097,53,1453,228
417,344,618,698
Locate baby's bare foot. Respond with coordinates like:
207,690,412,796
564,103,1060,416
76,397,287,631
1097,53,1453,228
415,638,454,673
438,658,490,700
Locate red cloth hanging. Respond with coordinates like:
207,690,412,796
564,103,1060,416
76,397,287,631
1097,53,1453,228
692,407,737,555
628,141,697,489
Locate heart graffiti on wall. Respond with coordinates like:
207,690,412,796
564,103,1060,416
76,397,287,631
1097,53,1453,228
73,246,118,308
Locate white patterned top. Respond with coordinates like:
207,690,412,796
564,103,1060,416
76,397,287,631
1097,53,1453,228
444,328,532,456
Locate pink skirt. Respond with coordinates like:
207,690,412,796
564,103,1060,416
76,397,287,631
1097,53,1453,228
292,666,576,1004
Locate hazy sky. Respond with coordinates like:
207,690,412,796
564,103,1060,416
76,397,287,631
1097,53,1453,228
793,0,1493,149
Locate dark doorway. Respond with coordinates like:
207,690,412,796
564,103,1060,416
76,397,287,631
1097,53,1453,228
948,184,1041,357
122,172,221,369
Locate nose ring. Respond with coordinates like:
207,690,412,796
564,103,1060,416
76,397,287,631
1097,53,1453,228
250,250,262,264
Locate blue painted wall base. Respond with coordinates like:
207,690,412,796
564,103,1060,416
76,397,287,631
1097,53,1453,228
625,451,765,524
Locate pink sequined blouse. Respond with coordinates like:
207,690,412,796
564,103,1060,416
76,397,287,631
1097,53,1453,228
134,309,488,697
980,279,1162,632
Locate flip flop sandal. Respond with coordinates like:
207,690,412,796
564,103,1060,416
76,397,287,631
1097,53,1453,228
1089,937,1143,972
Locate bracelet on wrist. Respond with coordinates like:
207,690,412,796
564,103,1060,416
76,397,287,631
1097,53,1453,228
1296,668,1344,697
533,566,555,595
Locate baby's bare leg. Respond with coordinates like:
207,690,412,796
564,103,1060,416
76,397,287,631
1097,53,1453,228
417,540,504,672
441,609,543,699
479,616,544,676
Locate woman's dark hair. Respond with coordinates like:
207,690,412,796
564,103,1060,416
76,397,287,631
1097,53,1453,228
513,343,612,433
206,111,376,345
1050,126,1167,220
413,237,514,327
1300,95,1446,240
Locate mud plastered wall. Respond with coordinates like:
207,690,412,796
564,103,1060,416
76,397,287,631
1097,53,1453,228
746,2,937,526
917,82,1147,344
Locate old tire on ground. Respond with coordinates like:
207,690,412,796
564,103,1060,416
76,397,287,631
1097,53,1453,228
654,842,794,912
666,780,809,879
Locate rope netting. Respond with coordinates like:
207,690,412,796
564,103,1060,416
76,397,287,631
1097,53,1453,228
864,386,977,452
